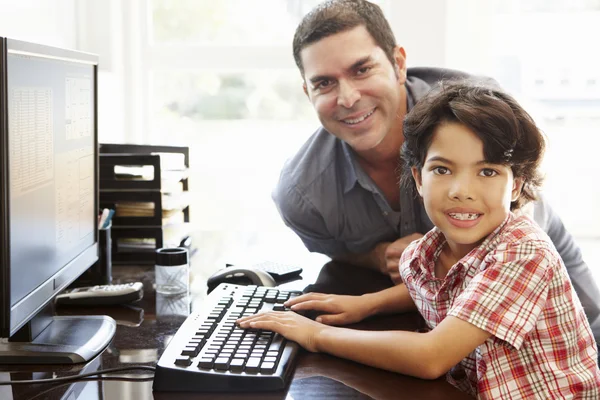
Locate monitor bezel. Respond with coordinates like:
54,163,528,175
0,37,100,338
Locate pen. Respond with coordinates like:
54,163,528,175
98,208,110,228
101,209,115,229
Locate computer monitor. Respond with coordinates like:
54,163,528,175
0,37,115,364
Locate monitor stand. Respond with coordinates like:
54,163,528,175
0,303,116,364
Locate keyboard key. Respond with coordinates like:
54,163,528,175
181,346,200,357
245,357,261,373
260,361,276,374
175,356,192,366
229,358,245,372
197,357,214,369
268,334,285,352
214,357,231,370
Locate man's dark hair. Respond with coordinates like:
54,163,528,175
401,81,546,210
293,0,397,77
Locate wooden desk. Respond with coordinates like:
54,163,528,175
0,262,470,400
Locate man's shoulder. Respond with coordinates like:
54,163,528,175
274,126,344,198
406,67,500,102
407,66,475,84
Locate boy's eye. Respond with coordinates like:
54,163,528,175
433,166,450,175
480,168,498,177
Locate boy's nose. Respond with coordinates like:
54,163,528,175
448,177,475,201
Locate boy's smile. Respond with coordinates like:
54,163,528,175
412,122,523,260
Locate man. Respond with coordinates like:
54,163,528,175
272,0,600,343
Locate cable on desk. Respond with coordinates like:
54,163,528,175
0,365,156,385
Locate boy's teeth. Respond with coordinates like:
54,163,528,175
449,213,480,220
343,109,374,124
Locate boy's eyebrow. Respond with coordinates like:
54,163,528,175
308,55,374,85
425,156,491,165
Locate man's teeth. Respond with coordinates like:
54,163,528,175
342,109,374,124
448,213,480,221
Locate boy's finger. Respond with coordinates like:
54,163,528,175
315,313,346,326
289,300,334,312
284,292,323,306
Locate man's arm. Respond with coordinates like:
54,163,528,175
533,195,600,342
335,233,424,283
333,242,389,273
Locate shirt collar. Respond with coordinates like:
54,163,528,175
411,212,515,273
341,141,380,194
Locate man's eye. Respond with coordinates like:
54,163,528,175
315,80,332,90
357,66,371,75
433,167,450,175
480,168,498,177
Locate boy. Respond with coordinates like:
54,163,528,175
239,82,600,398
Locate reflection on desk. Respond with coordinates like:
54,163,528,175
0,262,471,400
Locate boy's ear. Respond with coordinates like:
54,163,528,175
411,167,423,197
511,177,524,202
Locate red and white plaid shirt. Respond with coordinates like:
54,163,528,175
400,213,600,399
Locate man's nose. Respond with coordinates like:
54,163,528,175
448,176,475,201
337,80,360,108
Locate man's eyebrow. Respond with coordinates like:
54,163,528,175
348,55,373,72
308,55,374,85
425,156,492,166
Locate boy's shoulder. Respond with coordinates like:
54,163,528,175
491,214,558,259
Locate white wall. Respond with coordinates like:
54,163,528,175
0,0,77,48
0,0,127,145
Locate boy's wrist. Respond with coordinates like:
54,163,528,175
360,292,382,317
314,325,337,353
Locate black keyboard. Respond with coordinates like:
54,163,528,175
153,283,302,392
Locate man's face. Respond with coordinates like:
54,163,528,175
300,26,405,153
412,122,522,256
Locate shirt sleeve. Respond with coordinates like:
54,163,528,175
272,183,349,258
533,194,600,342
448,239,552,350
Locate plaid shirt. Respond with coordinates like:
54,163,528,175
399,213,600,399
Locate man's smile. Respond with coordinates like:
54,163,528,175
339,107,376,125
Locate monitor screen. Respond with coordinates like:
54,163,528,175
0,38,115,364
8,47,96,315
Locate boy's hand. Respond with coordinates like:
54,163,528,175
237,311,327,353
384,233,423,284
284,293,373,325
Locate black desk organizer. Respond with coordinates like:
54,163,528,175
99,143,192,264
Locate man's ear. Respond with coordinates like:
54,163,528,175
511,177,524,202
411,167,423,197
303,82,309,99
394,46,407,83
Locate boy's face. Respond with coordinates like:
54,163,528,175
300,26,406,154
412,122,523,255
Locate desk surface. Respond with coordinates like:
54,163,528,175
0,262,470,400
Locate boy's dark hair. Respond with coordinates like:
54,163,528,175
293,0,397,77
401,81,545,210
